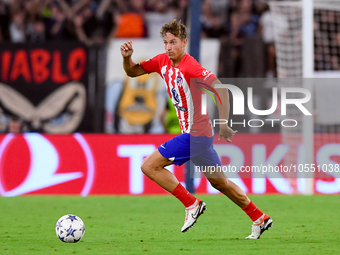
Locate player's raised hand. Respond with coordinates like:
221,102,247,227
218,126,238,143
121,40,134,58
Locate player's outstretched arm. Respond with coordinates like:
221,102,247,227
121,40,146,77
212,79,238,143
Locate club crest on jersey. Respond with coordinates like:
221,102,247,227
171,88,180,103
176,76,183,87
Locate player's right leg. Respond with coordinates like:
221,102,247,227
141,149,179,192
141,134,206,232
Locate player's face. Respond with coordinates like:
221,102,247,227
163,32,187,64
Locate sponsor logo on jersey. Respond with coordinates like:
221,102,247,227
202,70,213,80
202,70,210,76
174,104,187,112
171,88,180,103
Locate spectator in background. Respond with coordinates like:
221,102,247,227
24,0,41,21
2,115,28,134
114,0,145,38
201,0,227,39
9,8,27,42
258,3,276,77
0,1,10,41
45,1,74,40
130,0,148,37
8,116,21,133
24,0,46,42
229,0,259,77
8,0,22,12
144,0,176,38
114,12,144,38
73,2,98,44
203,0,228,25
168,0,188,25
28,15,46,42
74,0,115,45
79,3,98,39
231,0,259,43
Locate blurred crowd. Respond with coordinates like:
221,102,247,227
0,0,275,76
202,0,276,77
0,0,119,45
0,0,189,45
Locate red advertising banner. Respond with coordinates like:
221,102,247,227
0,133,339,196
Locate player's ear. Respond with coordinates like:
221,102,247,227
183,38,188,47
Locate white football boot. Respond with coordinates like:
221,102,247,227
181,199,207,232
245,214,273,239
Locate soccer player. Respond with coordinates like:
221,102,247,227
120,20,272,239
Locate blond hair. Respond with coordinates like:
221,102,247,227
160,19,187,40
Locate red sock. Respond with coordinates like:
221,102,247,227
242,201,264,222
171,183,197,207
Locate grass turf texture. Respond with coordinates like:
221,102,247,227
0,195,339,255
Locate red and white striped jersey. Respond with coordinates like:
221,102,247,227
140,53,217,137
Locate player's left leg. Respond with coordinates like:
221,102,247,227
194,145,273,239
205,174,250,207
205,174,273,239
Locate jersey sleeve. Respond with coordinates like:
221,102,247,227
192,63,217,82
185,56,221,108
186,56,217,86
140,54,163,75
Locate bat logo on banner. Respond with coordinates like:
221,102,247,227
0,82,86,133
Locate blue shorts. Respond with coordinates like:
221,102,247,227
158,133,221,167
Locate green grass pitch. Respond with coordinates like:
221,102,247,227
0,195,339,255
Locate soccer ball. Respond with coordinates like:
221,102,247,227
55,214,85,243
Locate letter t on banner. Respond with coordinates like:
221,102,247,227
117,145,155,194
